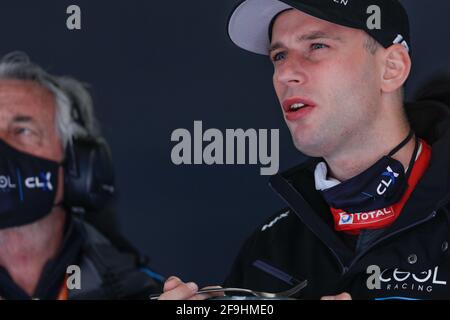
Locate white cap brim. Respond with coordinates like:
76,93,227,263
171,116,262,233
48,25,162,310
228,0,292,55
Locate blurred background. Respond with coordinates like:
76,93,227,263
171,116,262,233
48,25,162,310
0,0,448,286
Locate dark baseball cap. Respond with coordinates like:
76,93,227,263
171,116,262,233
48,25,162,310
228,0,410,55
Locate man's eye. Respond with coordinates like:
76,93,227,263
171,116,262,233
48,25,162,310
14,127,36,137
11,126,41,147
311,43,329,50
271,51,286,62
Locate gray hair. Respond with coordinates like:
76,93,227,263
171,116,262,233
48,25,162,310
364,34,381,55
0,51,99,148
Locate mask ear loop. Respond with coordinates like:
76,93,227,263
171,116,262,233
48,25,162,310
388,129,419,181
53,162,68,208
404,136,420,180
386,129,418,180
387,129,414,157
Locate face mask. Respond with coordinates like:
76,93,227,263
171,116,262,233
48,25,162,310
320,131,418,213
0,139,61,229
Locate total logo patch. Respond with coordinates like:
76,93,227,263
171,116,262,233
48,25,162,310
335,207,395,226
339,213,353,225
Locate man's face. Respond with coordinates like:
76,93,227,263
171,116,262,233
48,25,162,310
0,79,64,202
270,9,383,157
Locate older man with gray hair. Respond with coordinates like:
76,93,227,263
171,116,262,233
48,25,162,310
0,52,162,299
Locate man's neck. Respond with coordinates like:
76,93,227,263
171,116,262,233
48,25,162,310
325,126,416,182
0,208,66,297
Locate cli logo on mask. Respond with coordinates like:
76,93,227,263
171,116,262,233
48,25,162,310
25,172,53,191
377,166,400,196
0,176,16,190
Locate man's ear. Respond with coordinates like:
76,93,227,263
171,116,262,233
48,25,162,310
380,44,411,93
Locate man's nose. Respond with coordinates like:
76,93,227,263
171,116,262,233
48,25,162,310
274,55,307,86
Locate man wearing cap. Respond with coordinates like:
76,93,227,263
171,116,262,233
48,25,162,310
160,0,450,300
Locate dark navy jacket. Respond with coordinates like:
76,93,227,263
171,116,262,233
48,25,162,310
0,216,162,300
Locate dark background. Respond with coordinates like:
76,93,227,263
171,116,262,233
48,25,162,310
0,0,448,286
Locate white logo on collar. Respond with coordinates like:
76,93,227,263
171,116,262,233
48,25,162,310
333,0,349,6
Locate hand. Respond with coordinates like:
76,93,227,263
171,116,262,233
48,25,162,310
320,292,352,300
158,276,224,300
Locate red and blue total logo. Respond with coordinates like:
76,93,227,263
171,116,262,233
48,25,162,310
339,213,353,225
336,207,395,226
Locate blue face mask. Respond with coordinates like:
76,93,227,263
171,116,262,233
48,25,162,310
320,131,418,213
0,139,61,229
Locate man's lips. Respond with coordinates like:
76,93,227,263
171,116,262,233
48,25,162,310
282,97,316,112
281,97,316,121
